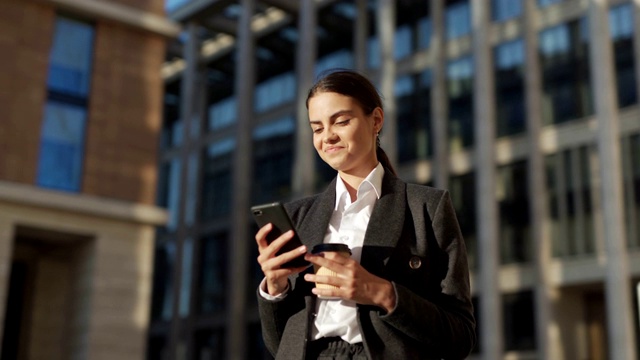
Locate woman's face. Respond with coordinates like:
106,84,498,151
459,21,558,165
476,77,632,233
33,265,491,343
308,91,383,177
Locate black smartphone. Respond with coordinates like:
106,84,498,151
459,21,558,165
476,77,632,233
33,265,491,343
251,202,310,268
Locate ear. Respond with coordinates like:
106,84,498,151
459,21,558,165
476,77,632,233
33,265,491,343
372,107,384,133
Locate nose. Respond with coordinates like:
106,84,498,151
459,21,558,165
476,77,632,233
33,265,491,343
322,129,338,143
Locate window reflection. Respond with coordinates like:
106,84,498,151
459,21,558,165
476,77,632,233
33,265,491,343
201,139,235,221
609,4,638,107
445,0,471,40
497,161,531,264
150,241,176,322
450,173,477,270
161,81,183,149
447,56,474,151
546,146,596,258
503,290,536,351
494,39,526,137
395,71,432,163
538,0,563,7
157,158,182,231
252,117,294,204
198,232,228,315
38,16,94,193
195,328,226,359
539,18,593,125
492,0,522,22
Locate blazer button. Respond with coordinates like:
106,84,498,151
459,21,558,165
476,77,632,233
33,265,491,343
409,256,422,269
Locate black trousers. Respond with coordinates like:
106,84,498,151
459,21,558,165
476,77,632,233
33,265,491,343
306,337,368,360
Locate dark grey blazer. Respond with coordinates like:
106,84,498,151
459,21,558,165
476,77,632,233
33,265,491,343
257,171,476,359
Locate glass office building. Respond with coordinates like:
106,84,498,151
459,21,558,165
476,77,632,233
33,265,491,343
151,0,640,359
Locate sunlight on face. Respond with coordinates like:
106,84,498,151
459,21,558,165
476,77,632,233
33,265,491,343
308,92,383,178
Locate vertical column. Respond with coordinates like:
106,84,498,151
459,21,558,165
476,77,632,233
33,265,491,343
169,20,200,359
0,217,14,351
377,0,397,165
293,0,317,197
228,1,256,358
523,2,556,358
430,0,449,189
589,1,637,360
354,0,368,72
471,1,502,359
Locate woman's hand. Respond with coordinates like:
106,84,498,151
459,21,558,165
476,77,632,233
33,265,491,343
303,252,397,313
255,223,308,296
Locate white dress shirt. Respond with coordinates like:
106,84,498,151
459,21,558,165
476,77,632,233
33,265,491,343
259,163,384,345
311,163,384,344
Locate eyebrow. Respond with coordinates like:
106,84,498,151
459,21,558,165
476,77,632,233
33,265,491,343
309,110,355,124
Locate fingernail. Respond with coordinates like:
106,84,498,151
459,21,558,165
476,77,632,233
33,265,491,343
299,245,306,253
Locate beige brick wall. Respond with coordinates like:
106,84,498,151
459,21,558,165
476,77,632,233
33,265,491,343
0,0,54,184
84,22,166,205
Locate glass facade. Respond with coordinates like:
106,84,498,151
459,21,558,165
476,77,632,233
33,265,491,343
539,18,593,125
503,290,536,351
494,39,526,137
546,146,596,258
447,56,474,151
37,17,94,192
395,71,432,163
497,161,531,264
154,1,640,359
610,3,638,108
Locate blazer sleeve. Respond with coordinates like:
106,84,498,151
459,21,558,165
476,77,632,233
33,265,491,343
378,189,476,359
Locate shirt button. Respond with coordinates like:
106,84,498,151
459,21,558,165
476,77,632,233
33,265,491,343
409,256,422,269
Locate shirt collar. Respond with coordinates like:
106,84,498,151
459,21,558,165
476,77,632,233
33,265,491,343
334,163,385,209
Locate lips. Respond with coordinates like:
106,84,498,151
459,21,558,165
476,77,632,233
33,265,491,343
324,145,343,154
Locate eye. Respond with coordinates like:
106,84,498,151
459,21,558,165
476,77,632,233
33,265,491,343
336,119,351,126
312,127,323,134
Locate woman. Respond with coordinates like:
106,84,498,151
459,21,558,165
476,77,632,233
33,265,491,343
255,70,476,360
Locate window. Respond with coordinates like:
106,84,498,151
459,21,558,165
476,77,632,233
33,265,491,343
252,117,295,205
254,72,296,113
198,232,228,315
37,16,94,192
161,81,183,149
209,97,236,130
538,0,563,7
395,71,432,163
497,161,532,264
450,173,477,270
493,0,522,22
546,146,596,257
447,56,474,151
445,0,471,40
201,139,235,221
609,3,638,107
495,39,526,137
503,290,536,351
539,18,593,124
194,329,225,360
395,25,413,60
150,241,176,321
623,134,640,248
157,158,182,232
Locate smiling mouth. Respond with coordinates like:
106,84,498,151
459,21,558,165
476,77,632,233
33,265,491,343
324,146,342,153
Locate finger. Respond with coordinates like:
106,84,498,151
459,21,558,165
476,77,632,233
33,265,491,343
304,253,348,270
304,273,341,286
255,223,273,248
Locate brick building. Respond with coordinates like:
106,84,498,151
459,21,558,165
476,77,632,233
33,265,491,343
0,0,178,359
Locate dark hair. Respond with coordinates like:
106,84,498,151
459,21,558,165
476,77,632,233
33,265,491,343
305,69,397,176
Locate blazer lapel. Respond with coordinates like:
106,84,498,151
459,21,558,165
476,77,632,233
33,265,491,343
360,173,406,274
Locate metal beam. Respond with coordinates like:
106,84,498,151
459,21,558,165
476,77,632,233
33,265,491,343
260,0,299,13
202,15,238,35
169,0,235,23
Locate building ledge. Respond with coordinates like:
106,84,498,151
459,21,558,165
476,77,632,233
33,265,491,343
0,181,168,226
36,0,181,38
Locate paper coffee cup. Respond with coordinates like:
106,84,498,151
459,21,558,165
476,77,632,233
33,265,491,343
311,244,351,299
